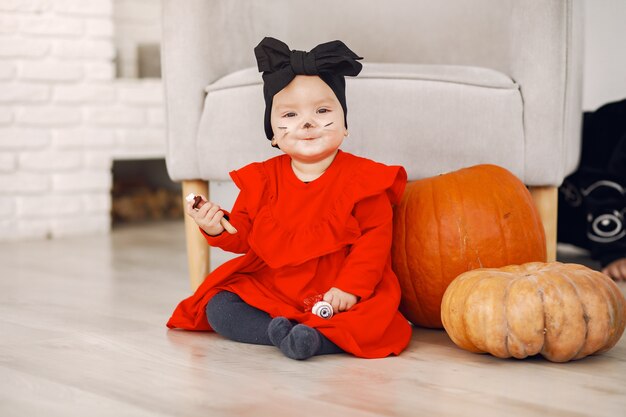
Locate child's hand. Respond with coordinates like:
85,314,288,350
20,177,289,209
603,258,626,281
185,195,225,236
323,287,358,313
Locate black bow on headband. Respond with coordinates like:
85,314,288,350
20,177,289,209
254,37,363,78
254,37,363,140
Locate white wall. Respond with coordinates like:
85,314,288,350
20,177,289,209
0,0,166,240
582,0,626,111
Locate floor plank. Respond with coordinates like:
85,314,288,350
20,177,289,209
0,221,624,417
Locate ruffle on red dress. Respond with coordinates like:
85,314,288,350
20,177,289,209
167,150,412,358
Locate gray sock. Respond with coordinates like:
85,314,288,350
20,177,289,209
279,324,321,360
267,317,293,347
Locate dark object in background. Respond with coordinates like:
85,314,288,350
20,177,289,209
558,99,626,266
111,159,182,225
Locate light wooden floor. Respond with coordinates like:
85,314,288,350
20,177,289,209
0,221,625,417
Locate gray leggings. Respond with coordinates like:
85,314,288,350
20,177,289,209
205,291,343,355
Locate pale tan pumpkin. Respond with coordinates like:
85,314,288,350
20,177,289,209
441,262,626,362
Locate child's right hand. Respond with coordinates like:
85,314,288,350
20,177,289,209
185,195,225,236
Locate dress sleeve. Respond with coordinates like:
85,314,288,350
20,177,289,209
201,162,266,253
332,192,394,300
331,159,407,299
201,192,251,254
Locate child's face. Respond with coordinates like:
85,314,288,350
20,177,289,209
270,75,347,163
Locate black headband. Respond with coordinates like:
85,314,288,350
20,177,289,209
254,37,363,140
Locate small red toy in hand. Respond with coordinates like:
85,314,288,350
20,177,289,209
185,193,238,234
303,294,334,319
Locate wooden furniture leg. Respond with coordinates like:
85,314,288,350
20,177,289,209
182,180,210,291
529,186,558,262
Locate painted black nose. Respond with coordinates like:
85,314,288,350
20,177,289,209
303,122,312,129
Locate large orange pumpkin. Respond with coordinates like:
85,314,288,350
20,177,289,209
441,262,626,362
392,164,546,328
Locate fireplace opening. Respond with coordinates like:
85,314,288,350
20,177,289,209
111,159,182,226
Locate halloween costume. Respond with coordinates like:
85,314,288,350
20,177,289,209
168,150,412,358
167,37,411,358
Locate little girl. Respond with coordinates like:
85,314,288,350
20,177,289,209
167,37,412,360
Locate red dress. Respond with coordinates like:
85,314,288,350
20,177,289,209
167,150,412,358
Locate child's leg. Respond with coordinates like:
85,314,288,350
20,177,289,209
205,291,273,345
206,291,344,358
268,317,344,360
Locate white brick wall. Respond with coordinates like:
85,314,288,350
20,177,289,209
20,61,84,82
0,38,51,57
0,0,167,241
